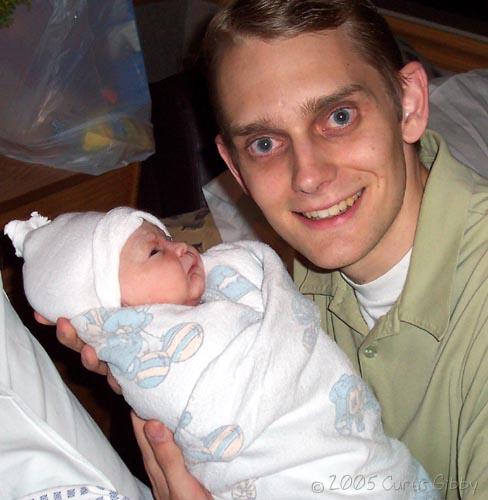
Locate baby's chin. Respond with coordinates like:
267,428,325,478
184,296,203,306
184,283,205,306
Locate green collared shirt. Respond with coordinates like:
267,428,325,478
295,131,488,499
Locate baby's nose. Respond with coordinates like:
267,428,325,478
170,240,188,256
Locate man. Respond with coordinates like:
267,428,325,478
51,1,488,498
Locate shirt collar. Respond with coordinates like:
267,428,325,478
295,130,474,340
398,131,474,339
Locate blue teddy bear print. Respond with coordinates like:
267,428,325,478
175,411,245,465
329,373,380,435
205,265,258,303
82,308,203,389
291,292,320,352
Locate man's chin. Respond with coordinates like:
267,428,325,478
297,246,357,272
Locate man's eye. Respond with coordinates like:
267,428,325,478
149,248,160,257
330,108,354,127
249,137,276,156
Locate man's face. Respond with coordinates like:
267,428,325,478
216,28,425,282
119,222,205,306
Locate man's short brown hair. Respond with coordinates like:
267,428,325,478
203,0,405,140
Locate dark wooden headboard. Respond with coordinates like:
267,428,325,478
207,0,488,73
383,12,488,73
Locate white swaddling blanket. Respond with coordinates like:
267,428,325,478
72,241,436,499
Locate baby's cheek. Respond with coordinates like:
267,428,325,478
191,272,205,302
119,278,134,306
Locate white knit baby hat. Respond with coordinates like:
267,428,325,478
4,207,171,322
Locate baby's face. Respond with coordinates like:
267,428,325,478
119,222,205,306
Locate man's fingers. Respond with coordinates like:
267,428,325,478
35,313,115,389
106,368,122,394
34,311,53,325
55,319,113,385
132,413,170,500
132,413,212,500
56,317,85,352
80,344,108,376
143,420,213,500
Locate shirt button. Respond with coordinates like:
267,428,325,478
363,344,377,358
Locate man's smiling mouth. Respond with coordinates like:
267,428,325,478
300,190,363,220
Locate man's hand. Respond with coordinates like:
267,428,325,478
131,413,213,500
34,312,121,394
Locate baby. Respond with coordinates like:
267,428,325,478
5,207,437,500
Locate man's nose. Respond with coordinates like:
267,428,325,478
291,138,337,194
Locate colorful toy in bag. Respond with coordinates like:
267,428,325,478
0,0,154,174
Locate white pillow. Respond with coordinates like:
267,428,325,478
0,274,152,499
429,69,488,177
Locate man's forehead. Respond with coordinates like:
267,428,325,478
216,29,377,133
217,27,353,79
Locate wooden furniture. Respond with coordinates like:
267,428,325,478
0,157,140,228
209,0,488,73
384,13,488,73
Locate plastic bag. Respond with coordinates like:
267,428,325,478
0,0,154,174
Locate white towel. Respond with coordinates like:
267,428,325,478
72,241,438,499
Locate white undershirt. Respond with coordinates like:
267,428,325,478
341,249,412,330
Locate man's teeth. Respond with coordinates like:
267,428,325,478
302,191,362,220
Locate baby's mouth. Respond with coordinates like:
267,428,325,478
300,190,362,220
181,251,196,274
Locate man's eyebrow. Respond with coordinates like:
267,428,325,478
229,83,370,139
229,119,284,139
299,83,370,116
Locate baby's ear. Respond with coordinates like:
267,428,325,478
400,61,429,144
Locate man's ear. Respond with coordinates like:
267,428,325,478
400,61,429,144
215,134,250,195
